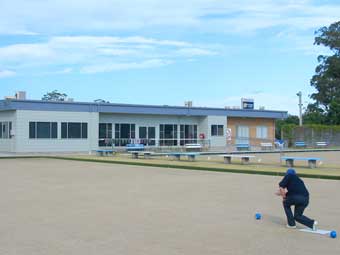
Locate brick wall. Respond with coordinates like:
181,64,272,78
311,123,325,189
227,117,275,146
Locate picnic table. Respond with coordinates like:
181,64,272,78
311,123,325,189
281,156,321,168
220,154,255,164
168,152,200,161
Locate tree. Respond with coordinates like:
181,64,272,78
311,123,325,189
303,103,326,124
94,99,110,103
307,21,340,124
42,90,68,101
275,115,299,138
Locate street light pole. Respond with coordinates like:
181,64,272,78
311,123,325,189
296,91,303,126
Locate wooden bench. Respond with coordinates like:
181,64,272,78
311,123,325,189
295,141,306,148
126,144,144,151
96,149,115,156
130,151,154,159
260,142,273,150
316,141,328,148
236,144,250,151
220,154,255,164
168,152,200,161
184,143,202,152
281,156,321,168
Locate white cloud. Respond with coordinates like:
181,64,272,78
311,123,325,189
80,59,173,73
0,0,339,35
0,69,16,78
176,48,217,57
0,36,217,74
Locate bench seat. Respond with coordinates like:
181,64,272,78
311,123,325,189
281,156,321,168
295,141,306,148
96,149,115,156
220,154,255,164
260,142,273,150
126,144,144,151
236,144,250,151
316,142,328,147
130,151,154,159
168,152,200,161
184,143,202,152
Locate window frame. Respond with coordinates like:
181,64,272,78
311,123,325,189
211,124,224,137
29,121,58,139
61,122,88,139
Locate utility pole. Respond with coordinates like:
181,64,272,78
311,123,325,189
296,91,303,126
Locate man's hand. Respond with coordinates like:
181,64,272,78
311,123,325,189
275,187,287,199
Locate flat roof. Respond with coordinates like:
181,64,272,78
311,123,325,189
0,99,287,119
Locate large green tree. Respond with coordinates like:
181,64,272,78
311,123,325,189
42,90,68,101
308,21,340,124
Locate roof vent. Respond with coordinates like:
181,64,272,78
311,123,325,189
4,91,26,100
15,91,26,100
185,101,193,107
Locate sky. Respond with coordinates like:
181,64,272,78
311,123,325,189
0,0,339,115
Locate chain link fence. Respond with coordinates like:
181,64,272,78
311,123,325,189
282,126,340,148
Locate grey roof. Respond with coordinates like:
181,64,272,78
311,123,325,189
0,99,287,119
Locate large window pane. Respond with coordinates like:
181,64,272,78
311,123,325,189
52,122,58,138
61,123,67,138
99,123,107,138
256,126,268,139
139,127,147,139
218,125,224,136
82,123,88,139
68,123,81,138
37,122,51,138
29,122,36,138
211,125,217,136
131,124,135,139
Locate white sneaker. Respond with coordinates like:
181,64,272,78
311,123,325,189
286,224,297,229
312,221,318,231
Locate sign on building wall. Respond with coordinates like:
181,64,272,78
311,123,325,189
226,128,232,141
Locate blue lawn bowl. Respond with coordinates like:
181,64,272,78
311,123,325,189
330,231,337,239
255,213,262,220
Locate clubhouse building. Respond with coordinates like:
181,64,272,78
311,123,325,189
0,96,287,153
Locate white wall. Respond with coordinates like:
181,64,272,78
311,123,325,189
15,110,99,153
0,111,16,152
199,115,227,148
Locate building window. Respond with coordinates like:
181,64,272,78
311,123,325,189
99,123,112,147
61,122,88,139
114,123,135,146
256,126,268,139
139,126,156,146
29,122,57,139
160,124,178,146
211,125,224,136
0,121,12,139
180,124,197,145
236,125,249,144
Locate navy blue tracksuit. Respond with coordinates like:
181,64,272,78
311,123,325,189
279,173,315,228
